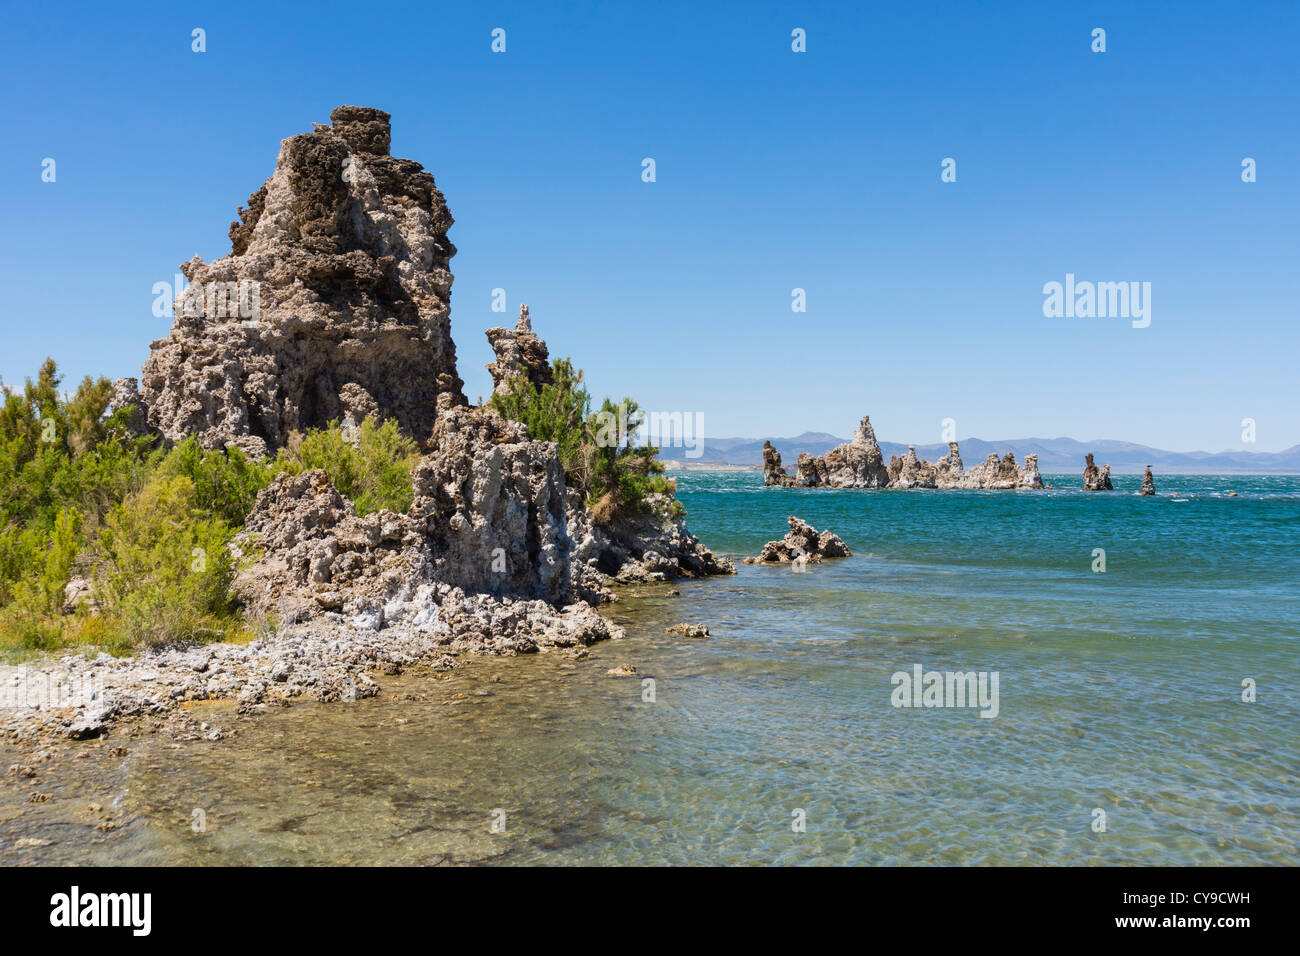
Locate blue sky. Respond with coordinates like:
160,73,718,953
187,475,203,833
2,0,1296,451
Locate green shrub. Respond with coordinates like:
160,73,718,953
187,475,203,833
93,474,244,649
0,359,154,534
157,435,275,525
275,416,419,514
0,524,43,608
490,361,681,524
0,508,83,651
489,357,590,480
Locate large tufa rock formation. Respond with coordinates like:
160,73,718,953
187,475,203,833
744,516,852,564
792,416,891,488
1140,465,1155,496
1083,453,1114,491
147,107,732,651
486,304,554,395
141,106,465,458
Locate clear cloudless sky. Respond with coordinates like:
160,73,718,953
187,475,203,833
2,0,1297,451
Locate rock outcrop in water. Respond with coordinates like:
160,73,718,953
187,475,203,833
791,416,891,488
763,417,1043,490
762,441,797,487
744,516,852,564
1083,453,1114,491
888,446,938,488
1140,466,1155,496
567,490,735,595
955,451,1044,490
140,106,465,458
483,306,735,598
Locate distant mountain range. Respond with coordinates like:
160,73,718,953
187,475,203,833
664,433,1300,474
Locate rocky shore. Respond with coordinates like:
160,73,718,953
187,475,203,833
1,106,734,745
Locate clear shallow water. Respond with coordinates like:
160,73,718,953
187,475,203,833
2,473,1297,865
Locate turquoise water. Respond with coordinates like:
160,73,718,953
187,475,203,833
2,473,1296,865
656,471,1299,863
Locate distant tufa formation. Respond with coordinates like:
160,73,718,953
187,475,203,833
1140,465,1156,496
138,106,465,459
763,416,1043,490
1083,453,1114,491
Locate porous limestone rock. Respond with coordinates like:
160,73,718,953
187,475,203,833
933,442,964,486
567,492,736,592
1140,466,1155,496
745,516,852,564
951,450,1044,490
765,419,1042,491
888,445,939,488
762,440,796,487
483,309,736,595
141,105,465,457
108,377,153,438
794,416,890,488
233,451,620,654
486,304,554,394
409,405,571,603
1083,453,1114,491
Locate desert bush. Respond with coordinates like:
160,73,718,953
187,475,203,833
0,359,153,534
490,360,681,524
92,475,244,649
157,435,275,525
274,416,419,515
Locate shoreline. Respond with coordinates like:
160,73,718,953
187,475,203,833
0,589,644,747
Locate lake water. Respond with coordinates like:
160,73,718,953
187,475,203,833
2,473,1297,865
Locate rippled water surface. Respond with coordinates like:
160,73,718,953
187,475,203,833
3,473,1297,864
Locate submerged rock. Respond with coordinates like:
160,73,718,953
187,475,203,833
665,623,710,638
1140,466,1156,496
1083,453,1114,491
141,105,465,456
746,516,852,564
